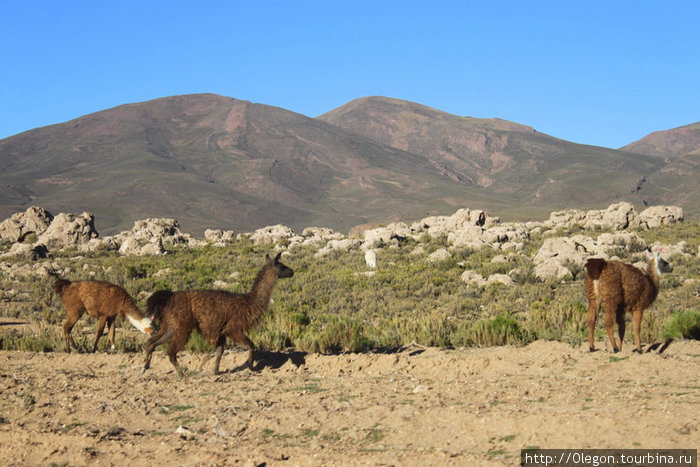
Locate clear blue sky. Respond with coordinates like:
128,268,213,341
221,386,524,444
1,1,698,148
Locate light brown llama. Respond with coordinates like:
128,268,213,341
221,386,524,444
53,278,155,353
143,253,294,374
584,249,673,353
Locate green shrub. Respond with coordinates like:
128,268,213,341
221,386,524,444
469,315,529,347
662,311,700,340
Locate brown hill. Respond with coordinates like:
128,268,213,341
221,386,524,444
620,122,700,157
318,96,671,218
0,94,481,234
0,94,695,234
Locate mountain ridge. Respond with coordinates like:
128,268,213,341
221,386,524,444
0,93,697,234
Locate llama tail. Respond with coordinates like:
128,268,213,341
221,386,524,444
584,258,607,280
146,290,174,322
52,278,71,296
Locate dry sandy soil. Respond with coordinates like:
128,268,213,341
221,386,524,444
0,338,698,466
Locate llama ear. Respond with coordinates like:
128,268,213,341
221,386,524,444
274,252,282,263
265,254,271,262
644,249,652,259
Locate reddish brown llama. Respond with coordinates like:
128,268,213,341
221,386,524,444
53,279,155,353
584,249,673,353
143,252,294,374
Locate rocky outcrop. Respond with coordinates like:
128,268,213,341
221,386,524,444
532,232,647,280
0,207,53,243
638,206,684,228
111,218,205,256
36,212,99,250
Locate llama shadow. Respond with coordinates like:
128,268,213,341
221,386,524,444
227,350,308,373
645,339,673,354
0,321,28,326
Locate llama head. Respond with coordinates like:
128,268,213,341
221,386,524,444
266,252,294,278
644,249,673,275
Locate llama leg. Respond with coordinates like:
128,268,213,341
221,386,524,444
63,308,84,353
632,308,644,353
144,327,173,370
229,330,256,368
615,309,626,352
604,303,619,352
166,330,191,372
241,334,256,369
587,298,600,352
212,335,226,375
92,315,109,352
107,316,117,350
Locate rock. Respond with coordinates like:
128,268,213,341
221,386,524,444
486,274,516,287
533,235,601,281
582,202,640,230
0,242,50,260
315,238,363,257
36,212,99,249
301,227,344,247
448,225,487,249
0,206,54,243
426,248,451,263
362,223,413,249
205,229,236,242
639,206,684,228
413,207,492,237
534,261,573,281
250,224,296,244
118,237,165,256
460,270,487,286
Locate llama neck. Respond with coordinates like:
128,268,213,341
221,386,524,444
247,264,279,315
645,259,661,298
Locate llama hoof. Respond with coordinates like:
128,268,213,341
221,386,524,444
589,347,596,352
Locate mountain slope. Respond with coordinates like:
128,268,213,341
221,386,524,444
620,122,700,158
318,96,667,218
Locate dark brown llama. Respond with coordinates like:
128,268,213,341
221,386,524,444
584,249,673,353
143,253,294,374
53,279,155,353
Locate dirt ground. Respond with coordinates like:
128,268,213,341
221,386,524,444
0,337,698,466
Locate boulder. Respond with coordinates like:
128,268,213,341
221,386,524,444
486,274,517,287
582,202,640,230
315,238,363,257
0,242,50,260
639,206,684,228
0,206,54,243
36,212,99,249
250,224,296,245
362,222,413,249
460,270,487,286
118,237,165,256
426,248,451,263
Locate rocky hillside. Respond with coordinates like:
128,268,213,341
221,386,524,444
0,94,697,235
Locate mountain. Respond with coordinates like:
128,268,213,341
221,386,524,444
0,94,485,234
0,94,696,234
620,122,700,158
319,96,670,217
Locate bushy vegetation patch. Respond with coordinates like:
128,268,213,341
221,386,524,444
1,221,698,354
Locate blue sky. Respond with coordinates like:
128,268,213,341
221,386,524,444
1,1,698,148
